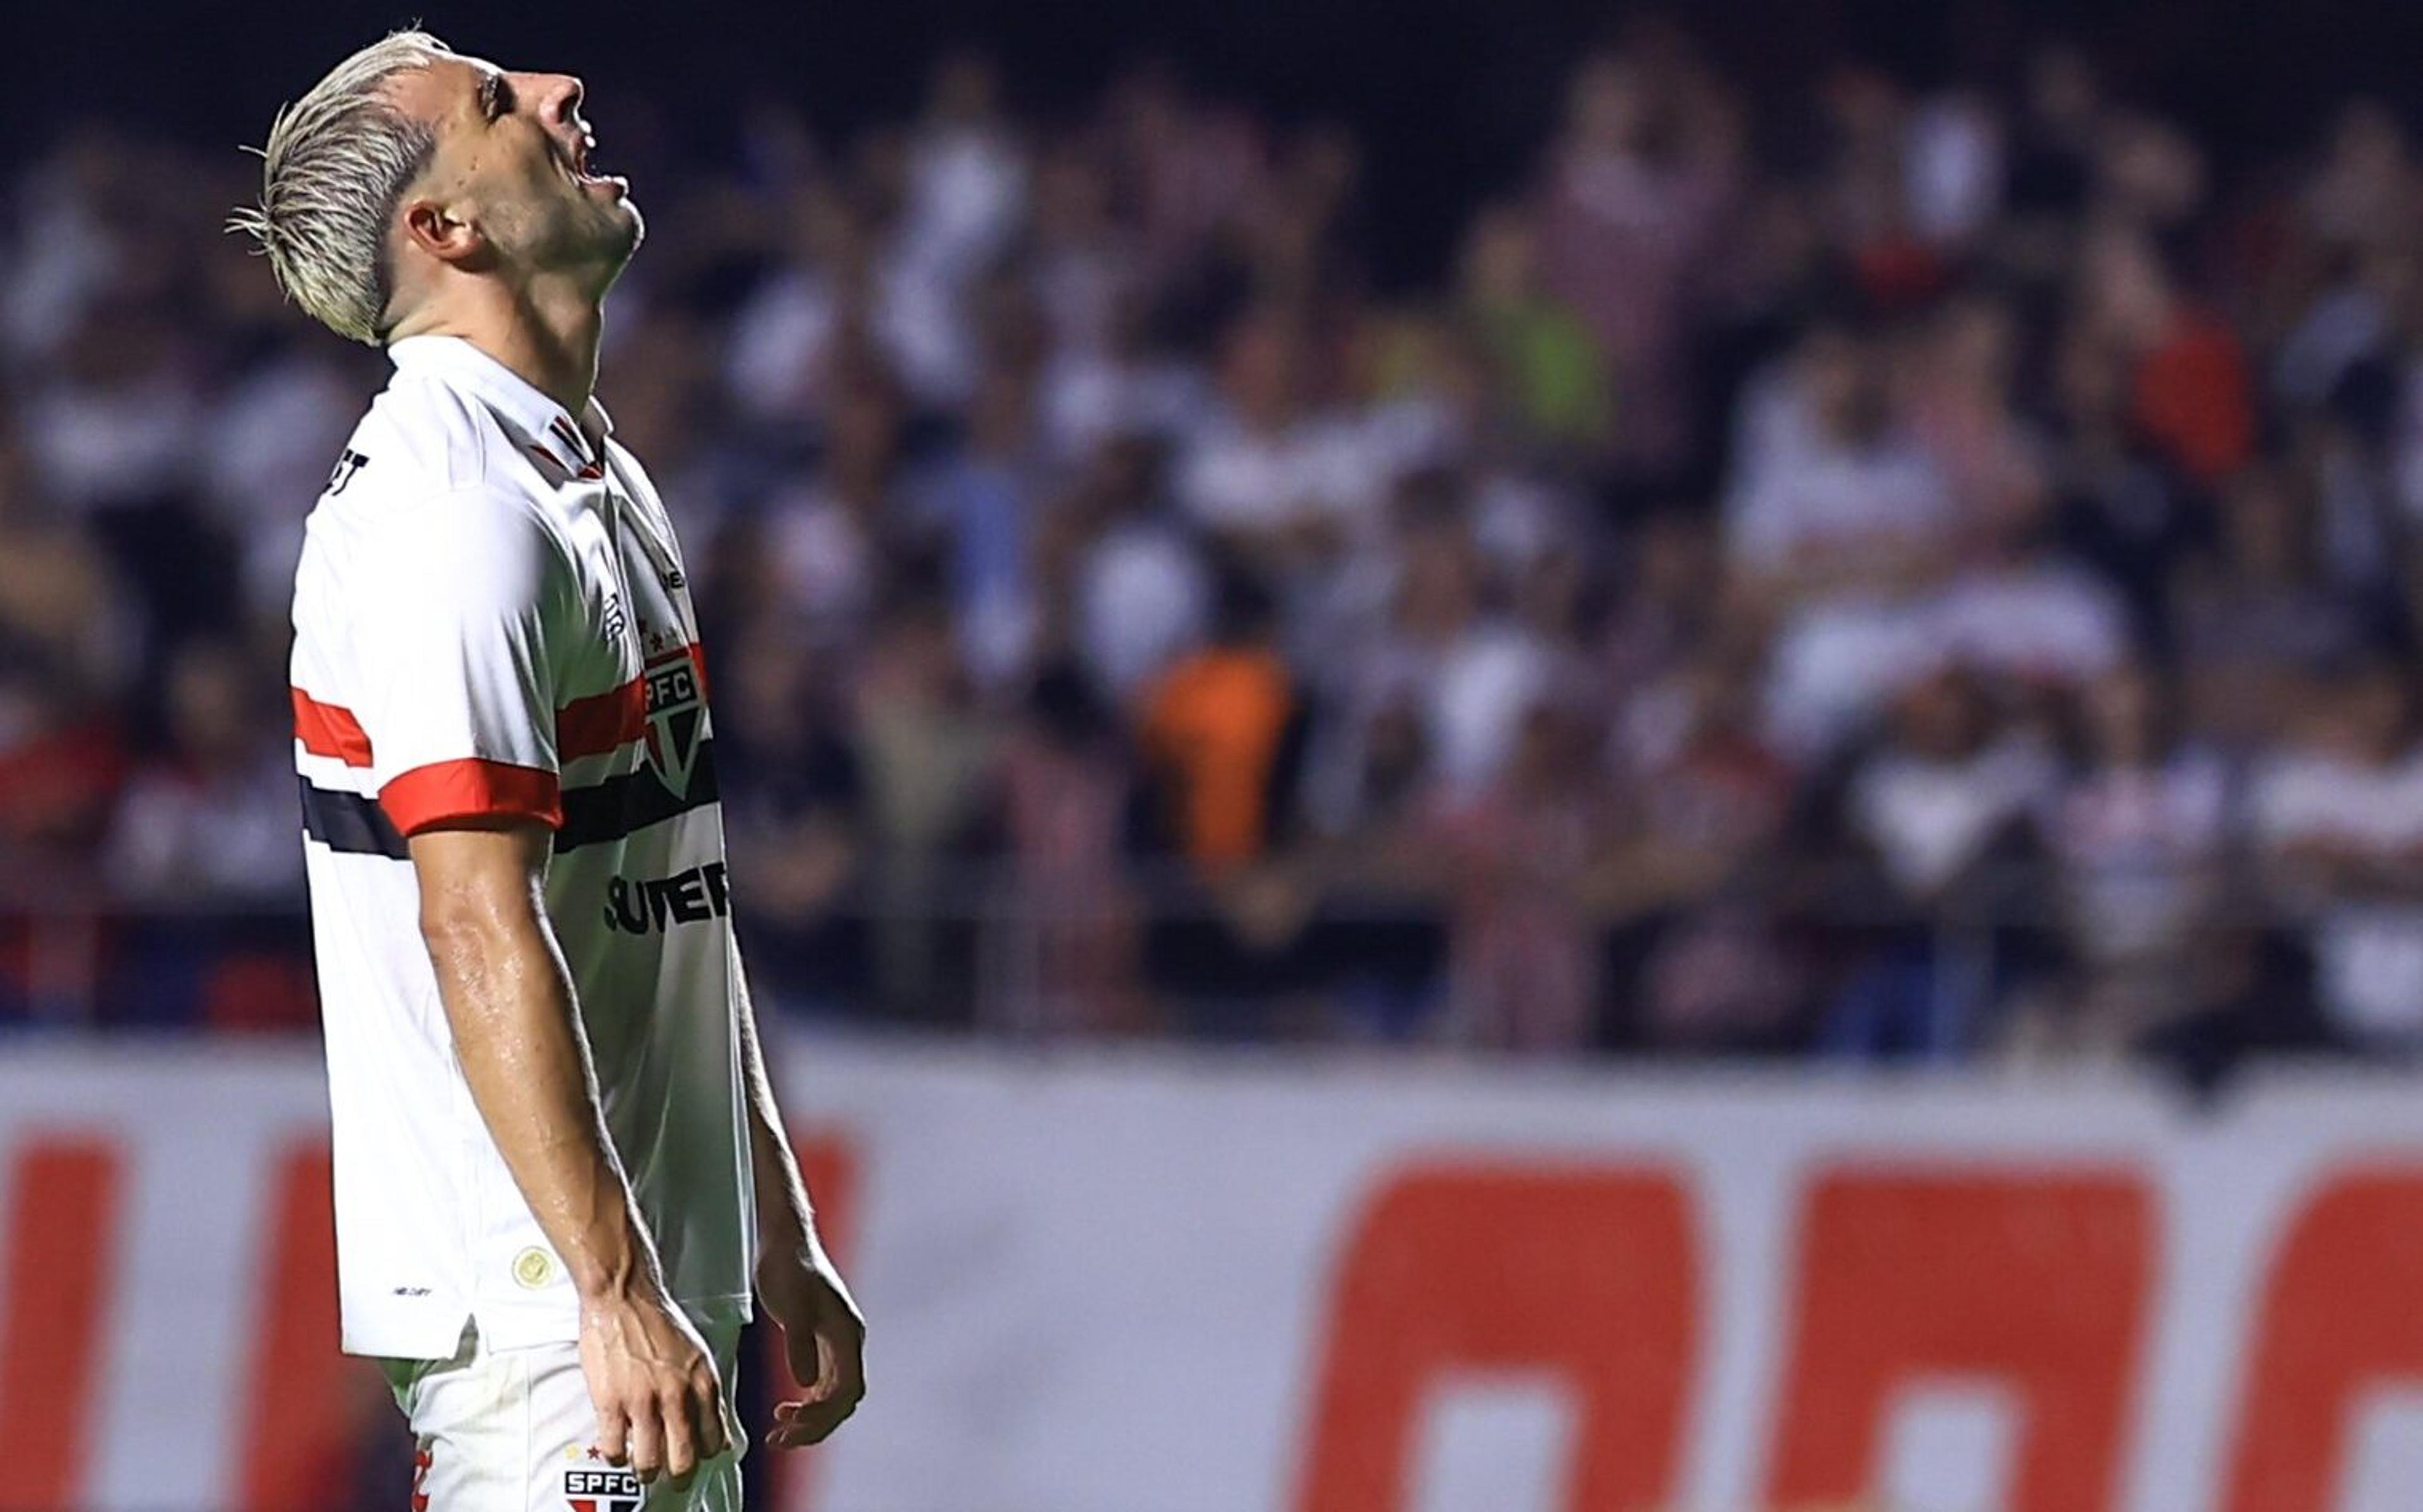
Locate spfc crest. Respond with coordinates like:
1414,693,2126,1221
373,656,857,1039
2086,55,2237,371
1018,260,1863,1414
640,645,705,794
564,1463,642,1512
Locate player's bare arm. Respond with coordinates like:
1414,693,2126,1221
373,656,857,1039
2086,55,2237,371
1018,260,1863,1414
734,955,866,1446
410,819,728,1484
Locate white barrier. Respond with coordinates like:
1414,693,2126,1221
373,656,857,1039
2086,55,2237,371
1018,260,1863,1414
3,1036,2422,1510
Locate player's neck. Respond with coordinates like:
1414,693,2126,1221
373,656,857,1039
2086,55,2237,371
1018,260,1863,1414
393,274,605,432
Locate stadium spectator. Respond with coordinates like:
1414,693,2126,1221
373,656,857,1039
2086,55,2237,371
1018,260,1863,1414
987,660,1145,1036
1139,569,1306,873
852,594,994,1022
2172,464,2369,751
1454,203,1611,457
717,629,870,1016
1066,431,1211,701
1825,668,2060,1057
921,359,1054,691
763,376,908,648
1725,316,1957,607
1534,42,1736,477
1606,650,1801,1053
2252,656,2423,1050
2048,663,2231,1046
1423,698,1622,1051
104,639,301,905
2080,225,2255,486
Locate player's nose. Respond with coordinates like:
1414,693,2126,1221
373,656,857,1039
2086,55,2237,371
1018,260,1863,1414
526,72,586,129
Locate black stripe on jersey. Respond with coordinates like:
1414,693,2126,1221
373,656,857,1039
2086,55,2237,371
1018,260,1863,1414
555,739,719,853
297,777,410,860
295,741,720,859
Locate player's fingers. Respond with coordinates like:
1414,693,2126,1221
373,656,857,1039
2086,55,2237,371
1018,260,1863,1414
767,1399,806,1445
793,1328,861,1402
720,1384,744,1456
797,1334,864,1412
594,1400,631,1467
693,1374,729,1463
661,1385,699,1480
831,1335,866,1400
765,1394,858,1448
628,1397,666,1483
767,1382,863,1447
786,1333,824,1394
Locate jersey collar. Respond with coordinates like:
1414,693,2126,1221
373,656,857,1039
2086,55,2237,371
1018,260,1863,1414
387,334,616,478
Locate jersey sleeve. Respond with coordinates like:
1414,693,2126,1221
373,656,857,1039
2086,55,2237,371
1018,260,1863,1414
353,489,573,837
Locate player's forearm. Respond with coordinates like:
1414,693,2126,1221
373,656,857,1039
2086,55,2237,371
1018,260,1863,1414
421,898,659,1302
739,1012,856,1319
733,967,817,1263
749,1101,822,1274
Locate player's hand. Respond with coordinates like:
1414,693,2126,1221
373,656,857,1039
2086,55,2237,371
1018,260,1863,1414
757,1244,866,1448
578,1284,731,1485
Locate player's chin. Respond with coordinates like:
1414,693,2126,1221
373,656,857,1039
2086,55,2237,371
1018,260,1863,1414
589,190,646,259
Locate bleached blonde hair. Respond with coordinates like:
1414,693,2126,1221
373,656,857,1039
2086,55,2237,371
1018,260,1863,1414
227,30,454,345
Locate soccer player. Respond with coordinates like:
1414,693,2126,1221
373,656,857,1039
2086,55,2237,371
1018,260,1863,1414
232,31,864,1506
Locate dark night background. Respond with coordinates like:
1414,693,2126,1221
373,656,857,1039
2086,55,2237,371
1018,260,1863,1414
19,0,2423,289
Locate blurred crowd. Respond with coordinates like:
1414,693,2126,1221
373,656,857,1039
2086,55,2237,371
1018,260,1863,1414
10,23,2423,1073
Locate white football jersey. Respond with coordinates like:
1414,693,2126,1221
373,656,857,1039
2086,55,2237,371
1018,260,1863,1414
291,335,752,1359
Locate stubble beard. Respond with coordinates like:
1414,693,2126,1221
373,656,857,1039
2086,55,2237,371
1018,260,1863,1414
576,197,644,302
504,188,645,303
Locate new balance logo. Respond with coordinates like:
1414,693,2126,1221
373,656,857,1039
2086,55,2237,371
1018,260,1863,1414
325,448,370,495
602,861,731,934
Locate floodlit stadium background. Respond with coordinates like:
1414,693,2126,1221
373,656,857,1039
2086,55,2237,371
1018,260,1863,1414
9,0,2423,1506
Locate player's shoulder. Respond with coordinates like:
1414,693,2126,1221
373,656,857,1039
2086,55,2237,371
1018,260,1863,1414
313,380,563,543
326,361,587,521
333,365,497,501
299,425,572,642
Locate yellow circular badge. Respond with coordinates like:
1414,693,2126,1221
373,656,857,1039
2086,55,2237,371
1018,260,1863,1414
512,1246,557,1289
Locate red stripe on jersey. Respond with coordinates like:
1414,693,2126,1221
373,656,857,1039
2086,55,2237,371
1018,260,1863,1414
292,688,374,767
380,758,563,836
554,643,708,763
557,676,649,763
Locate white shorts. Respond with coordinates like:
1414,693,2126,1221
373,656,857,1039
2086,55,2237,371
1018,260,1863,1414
379,1306,746,1511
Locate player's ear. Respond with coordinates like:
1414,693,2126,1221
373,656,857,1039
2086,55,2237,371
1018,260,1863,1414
401,196,485,267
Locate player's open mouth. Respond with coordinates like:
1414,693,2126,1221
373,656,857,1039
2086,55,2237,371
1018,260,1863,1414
562,121,627,193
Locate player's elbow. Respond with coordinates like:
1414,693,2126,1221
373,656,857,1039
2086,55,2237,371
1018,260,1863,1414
418,869,547,954
417,888,495,953
415,877,545,984
408,821,556,961
414,886,563,1048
